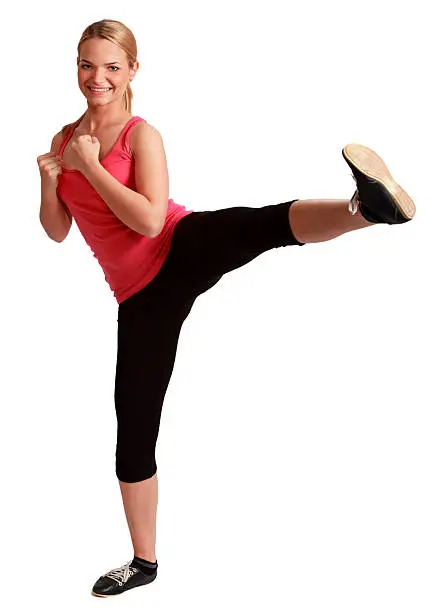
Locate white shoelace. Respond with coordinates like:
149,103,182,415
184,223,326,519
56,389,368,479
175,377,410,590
349,189,360,215
348,172,361,215
105,561,139,585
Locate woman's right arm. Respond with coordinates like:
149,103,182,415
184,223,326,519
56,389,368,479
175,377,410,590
39,131,72,243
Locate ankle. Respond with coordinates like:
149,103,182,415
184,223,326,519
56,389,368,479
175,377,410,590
134,552,157,563
350,207,376,228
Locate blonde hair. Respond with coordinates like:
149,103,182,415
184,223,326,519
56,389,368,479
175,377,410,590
61,19,138,137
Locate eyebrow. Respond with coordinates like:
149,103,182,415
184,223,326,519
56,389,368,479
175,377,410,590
79,59,121,65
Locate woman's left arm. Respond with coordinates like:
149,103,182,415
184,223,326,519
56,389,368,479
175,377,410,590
82,122,169,237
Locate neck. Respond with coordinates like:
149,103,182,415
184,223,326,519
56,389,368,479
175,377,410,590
82,105,132,132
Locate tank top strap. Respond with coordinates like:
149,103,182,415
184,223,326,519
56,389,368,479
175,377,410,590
57,124,75,156
57,117,83,156
122,116,146,155
56,115,145,157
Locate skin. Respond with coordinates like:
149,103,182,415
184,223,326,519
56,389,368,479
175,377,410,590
77,37,139,132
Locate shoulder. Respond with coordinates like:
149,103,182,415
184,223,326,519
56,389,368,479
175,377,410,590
50,126,72,154
60,122,75,138
129,120,163,155
60,116,82,139
50,117,82,154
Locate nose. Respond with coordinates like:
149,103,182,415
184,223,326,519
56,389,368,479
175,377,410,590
91,67,111,85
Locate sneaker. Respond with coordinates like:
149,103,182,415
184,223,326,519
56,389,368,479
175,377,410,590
91,559,157,598
342,143,416,224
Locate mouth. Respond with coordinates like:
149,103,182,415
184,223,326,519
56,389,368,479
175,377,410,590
87,86,113,95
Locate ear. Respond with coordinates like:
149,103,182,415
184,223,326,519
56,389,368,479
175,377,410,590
130,60,139,81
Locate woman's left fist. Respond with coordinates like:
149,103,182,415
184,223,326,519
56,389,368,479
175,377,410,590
68,133,101,173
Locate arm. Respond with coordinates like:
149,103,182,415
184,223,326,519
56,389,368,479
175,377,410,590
39,132,73,242
82,122,169,238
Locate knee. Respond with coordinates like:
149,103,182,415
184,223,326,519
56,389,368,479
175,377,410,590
116,451,157,483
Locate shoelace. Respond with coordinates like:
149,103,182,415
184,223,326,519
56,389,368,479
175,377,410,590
349,174,360,215
105,561,139,586
349,190,360,215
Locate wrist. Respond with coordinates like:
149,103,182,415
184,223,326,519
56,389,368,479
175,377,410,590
82,160,102,178
41,176,59,192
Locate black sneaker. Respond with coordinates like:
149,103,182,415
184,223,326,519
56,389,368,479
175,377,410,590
342,143,416,224
91,559,157,598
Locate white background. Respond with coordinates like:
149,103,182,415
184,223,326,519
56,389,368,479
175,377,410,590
1,1,428,610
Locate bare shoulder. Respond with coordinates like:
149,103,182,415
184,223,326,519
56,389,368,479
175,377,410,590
50,121,76,154
61,122,76,137
129,120,162,155
50,130,64,154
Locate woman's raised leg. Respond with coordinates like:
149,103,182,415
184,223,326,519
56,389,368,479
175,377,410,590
168,196,374,290
288,198,374,243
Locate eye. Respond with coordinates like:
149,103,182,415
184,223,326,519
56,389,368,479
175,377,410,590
80,64,119,71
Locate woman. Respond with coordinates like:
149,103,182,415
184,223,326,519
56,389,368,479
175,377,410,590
37,19,416,598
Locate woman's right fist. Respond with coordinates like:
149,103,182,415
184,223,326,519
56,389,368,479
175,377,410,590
37,152,64,183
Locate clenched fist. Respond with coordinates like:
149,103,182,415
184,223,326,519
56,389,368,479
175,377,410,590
65,132,101,173
37,152,64,185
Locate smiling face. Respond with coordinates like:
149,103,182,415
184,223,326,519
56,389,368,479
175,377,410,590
77,37,138,105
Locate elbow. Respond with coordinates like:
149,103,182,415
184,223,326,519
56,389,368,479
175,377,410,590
148,223,160,238
137,224,160,239
150,226,162,238
40,220,69,243
141,224,160,239
136,203,167,238
148,213,167,238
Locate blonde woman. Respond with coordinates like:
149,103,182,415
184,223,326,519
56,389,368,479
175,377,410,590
37,19,416,598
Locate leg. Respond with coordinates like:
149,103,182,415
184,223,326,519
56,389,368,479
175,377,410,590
119,475,158,563
288,199,374,243
114,269,199,562
165,196,373,291
165,199,306,291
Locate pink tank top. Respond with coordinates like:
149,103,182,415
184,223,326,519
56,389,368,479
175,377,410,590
56,115,194,304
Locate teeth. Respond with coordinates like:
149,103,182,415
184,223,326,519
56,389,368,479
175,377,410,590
88,87,112,92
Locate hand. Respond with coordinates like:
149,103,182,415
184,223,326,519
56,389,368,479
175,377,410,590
66,130,101,173
37,152,63,186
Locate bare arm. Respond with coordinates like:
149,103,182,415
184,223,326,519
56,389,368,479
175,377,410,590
39,132,73,242
79,121,168,238
81,162,158,237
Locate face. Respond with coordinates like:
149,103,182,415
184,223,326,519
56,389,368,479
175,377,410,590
77,37,138,104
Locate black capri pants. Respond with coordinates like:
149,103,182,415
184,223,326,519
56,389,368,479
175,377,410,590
114,199,305,483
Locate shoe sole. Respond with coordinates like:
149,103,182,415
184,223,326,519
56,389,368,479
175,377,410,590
342,143,416,220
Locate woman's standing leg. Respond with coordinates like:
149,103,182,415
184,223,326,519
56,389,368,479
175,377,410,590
92,244,203,597
114,279,198,563
118,475,158,563
93,284,190,593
